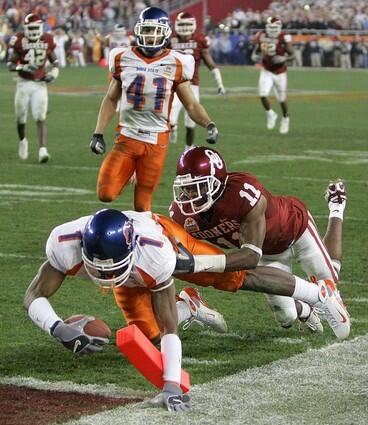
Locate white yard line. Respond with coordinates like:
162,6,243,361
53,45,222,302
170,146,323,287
344,298,368,303
63,335,368,425
0,376,146,399
0,252,44,260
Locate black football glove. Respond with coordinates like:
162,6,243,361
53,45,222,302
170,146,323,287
50,316,109,355
174,242,195,274
206,122,218,145
90,133,106,155
149,383,191,412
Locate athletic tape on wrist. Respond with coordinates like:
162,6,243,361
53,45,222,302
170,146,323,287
161,333,182,384
211,68,223,87
194,254,226,273
28,297,62,335
240,243,263,257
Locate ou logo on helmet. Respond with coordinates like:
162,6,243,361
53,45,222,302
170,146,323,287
205,149,223,174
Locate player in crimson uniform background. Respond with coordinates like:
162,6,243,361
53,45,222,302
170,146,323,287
7,13,59,163
169,12,226,150
171,147,348,332
252,17,294,134
90,7,219,212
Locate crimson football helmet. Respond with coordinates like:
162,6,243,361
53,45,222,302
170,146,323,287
175,12,197,37
265,16,282,38
173,147,228,216
24,13,43,41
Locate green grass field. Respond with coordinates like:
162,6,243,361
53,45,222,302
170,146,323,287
0,64,367,399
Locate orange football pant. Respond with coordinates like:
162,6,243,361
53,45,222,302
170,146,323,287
97,133,169,211
113,214,246,341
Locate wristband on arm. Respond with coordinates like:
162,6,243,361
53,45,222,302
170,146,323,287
28,297,62,335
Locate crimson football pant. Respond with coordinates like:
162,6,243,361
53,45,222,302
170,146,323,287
113,214,246,341
97,133,169,211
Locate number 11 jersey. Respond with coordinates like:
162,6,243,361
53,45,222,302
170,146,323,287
170,172,309,255
109,46,194,144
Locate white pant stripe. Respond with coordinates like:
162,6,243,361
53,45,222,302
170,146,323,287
307,213,338,282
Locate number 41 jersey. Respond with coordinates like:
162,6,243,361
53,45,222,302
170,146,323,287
109,46,194,144
170,172,309,255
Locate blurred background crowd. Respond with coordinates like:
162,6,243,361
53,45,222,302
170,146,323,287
1,0,368,68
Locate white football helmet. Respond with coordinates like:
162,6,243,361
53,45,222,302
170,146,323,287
175,12,197,37
24,13,43,41
265,16,282,38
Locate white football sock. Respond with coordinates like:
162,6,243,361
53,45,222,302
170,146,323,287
298,301,312,320
292,276,320,305
176,300,191,325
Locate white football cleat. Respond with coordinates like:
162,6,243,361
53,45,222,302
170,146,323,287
279,116,290,134
39,147,50,163
18,138,29,160
300,307,323,333
266,110,277,130
179,287,228,333
315,279,350,340
184,144,195,153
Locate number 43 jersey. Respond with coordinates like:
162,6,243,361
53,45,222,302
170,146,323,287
170,172,309,255
109,46,194,144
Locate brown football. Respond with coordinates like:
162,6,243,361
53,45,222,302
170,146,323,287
64,315,112,339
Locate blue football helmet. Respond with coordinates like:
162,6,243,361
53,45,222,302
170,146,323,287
81,209,135,288
134,7,172,53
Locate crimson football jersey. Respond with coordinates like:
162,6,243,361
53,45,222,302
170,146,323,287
170,172,308,255
254,31,292,74
9,32,56,80
169,33,210,85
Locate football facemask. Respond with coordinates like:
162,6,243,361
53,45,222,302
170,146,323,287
265,17,282,38
173,173,223,216
82,250,134,288
24,14,43,41
134,7,172,52
175,12,197,37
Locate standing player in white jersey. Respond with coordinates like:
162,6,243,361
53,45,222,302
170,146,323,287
7,13,59,163
90,7,219,212
104,24,132,61
252,17,294,134
23,208,229,412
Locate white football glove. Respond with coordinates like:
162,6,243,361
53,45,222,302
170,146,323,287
218,84,226,96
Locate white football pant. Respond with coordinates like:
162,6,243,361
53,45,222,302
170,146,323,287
15,77,48,123
259,212,339,327
258,68,287,102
